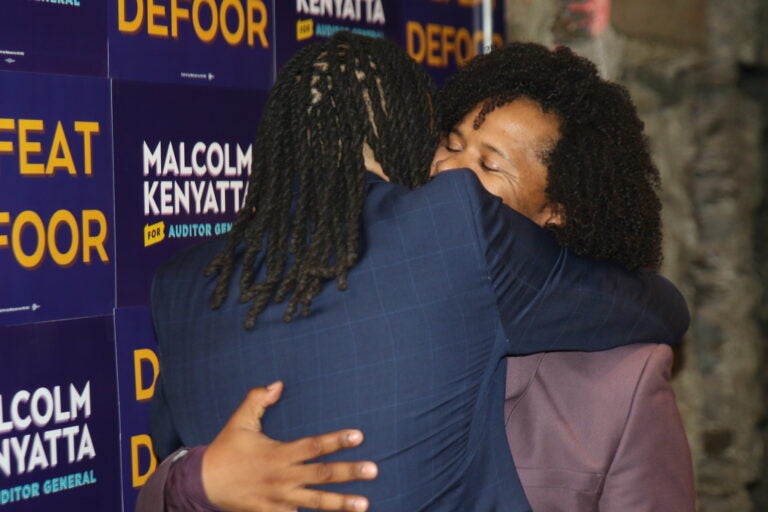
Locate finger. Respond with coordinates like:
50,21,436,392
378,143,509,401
282,429,365,462
290,460,378,485
289,489,370,512
263,380,284,405
234,382,284,430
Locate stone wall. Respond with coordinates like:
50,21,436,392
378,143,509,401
503,0,767,510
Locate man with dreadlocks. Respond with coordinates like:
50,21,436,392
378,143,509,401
142,32,688,512
432,43,695,510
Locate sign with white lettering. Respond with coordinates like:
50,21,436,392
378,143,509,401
112,80,267,306
0,316,120,511
274,0,504,86
274,0,402,72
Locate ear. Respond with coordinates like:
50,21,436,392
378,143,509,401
542,202,566,229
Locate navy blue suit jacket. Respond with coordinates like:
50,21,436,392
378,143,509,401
150,169,689,511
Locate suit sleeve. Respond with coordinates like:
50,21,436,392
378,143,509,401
150,268,183,460
135,448,182,512
598,345,696,511
136,447,220,512
451,169,690,354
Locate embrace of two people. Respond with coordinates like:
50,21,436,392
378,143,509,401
138,32,695,512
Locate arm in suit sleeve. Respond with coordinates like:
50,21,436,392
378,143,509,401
450,169,690,354
598,344,696,511
149,267,183,461
149,369,183,460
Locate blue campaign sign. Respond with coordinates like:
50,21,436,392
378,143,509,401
274,0,402,71
0,71,114,327
114,306,159,512
0,316,121,511
398,0,504,86
0,0,107,77
109,0,275,89
112,80,267,307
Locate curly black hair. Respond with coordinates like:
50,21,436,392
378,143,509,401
440,42,662,270
205,32,439,329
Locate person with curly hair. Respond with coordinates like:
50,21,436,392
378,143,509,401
139,33,689,512
433,42,695,511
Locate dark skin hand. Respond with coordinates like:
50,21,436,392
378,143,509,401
202,382,378,512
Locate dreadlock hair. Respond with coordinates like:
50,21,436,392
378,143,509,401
440,42,663,271
206,31,439,329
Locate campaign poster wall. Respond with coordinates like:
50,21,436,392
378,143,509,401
0,71,114,327
109,0,275,89
114,307,159,512
0,316,121,511
112,80,267,307
0,0,107,77
400,0,505,86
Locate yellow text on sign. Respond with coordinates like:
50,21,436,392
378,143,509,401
296,18,314,41
131,434,158,487
0,210,109,268
134,348,160,402
118,0,269,48
406,21,503,68
144,221,166,247
0,119,100,176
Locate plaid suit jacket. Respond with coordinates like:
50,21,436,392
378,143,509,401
148,169,689,511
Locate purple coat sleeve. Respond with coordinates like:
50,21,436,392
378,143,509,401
135,446,220,512
504,344,695,512
597,346,696,511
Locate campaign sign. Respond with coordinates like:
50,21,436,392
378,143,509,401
109,0,275,89
112,80,267,307
114,306,160,512
0,0,107,77
399,0,504,86
0,71,114,327
0,315,121,511
274,0,402,71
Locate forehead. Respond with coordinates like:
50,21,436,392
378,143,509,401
462,98,561,152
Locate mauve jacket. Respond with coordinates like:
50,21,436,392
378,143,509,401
505,343,695,511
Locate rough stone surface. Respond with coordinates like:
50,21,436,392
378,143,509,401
504,1,766,510
611,0,708,46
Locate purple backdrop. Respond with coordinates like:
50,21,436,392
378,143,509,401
114,306,160,512
273,0,504,86
112,80,267,307
0,0,107,76
274,0,403,70
399,0,505,86
0,316,121,511
109,0,275,89
0,71,114,327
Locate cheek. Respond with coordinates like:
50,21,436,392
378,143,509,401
469,173,518,213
